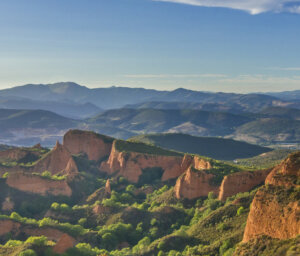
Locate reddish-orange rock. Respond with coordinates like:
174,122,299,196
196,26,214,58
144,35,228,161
93,205,111,215
265,151,300,187
100,142,213,183
33,141,71,175
6,172,72,196
53,233,76,254
174,167,219,199
218,169,271,201
63,157,79,176
0,147,41,162
23,227,65,241
193,156,212,170
63,130,113,161
243,152,300,242
100,145,184,183
105,179,111,194
243,187,300,242
0,220,21,236
1,197,14,212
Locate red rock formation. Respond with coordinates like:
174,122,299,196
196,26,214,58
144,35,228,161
265,151,300,187
63,130,113,161
33,141,71,175
0,220,21,236
1,197,14,212
93,205,111,215
193,156,212,170
243,187,300,242
100,142,213,183
62,157,79,176
23,227,67,241
243,152,300,242
6,172,72,196
218,169,271,201
53,233,76,254
174,167,219,199
105,179,111,194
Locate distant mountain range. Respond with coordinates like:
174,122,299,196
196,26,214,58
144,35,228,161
0,82,299,147
1,82,299,113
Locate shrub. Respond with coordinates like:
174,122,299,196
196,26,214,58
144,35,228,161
217,223,229,231
41,171,52,178
10,212,22,221
25,236,48,246
2,172,9,178
18,249,37,256
237,206,245,216
219,240,233,255
4,240,23,247
78,218,87,227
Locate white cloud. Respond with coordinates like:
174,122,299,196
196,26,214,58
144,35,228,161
155,0,300,14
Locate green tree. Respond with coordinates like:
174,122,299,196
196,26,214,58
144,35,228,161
18,249,37,256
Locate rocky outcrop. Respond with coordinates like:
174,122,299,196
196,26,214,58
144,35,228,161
53,233,76,254
243,152,300,242
33,141,71,175
6,172,72,196
100,142,212,183
0,220,21,236
243,187,300,242
63,130,113,161
62,157,79,176
1,197,14,212
23,227,67,241
93,205,111,215
105,179,111,194
265,151,300,187
193,156,212,170
218,169,271,201
174,167,219,199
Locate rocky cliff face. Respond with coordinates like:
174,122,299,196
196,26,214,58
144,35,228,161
174,166,218,199
63,130,113,161
53,233,76,254
1,197,14,212
6,172,72,196
100,142,212,183
218,169,271,201
62,157,79,176
33,141,71,175
0,220,21,236
243,152,300,242
265,151,300,187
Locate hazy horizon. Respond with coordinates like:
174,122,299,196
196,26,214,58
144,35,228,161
1,0,300,92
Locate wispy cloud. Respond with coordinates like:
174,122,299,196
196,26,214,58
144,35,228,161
267,67,300,71
154,0,300,15
125,73,227,78
218,74,300,84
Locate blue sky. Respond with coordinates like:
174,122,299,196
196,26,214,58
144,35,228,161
0,0,300,92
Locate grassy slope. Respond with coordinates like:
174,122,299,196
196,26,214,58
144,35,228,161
115,139,183,156
129,133,271,160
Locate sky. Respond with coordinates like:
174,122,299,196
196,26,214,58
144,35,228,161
0,0,300,92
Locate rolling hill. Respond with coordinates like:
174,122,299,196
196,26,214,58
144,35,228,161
86,108,252,137
259,106,300,120
230,118,300,144
0,109,77,146
129,133,271,160
0,96,101,119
